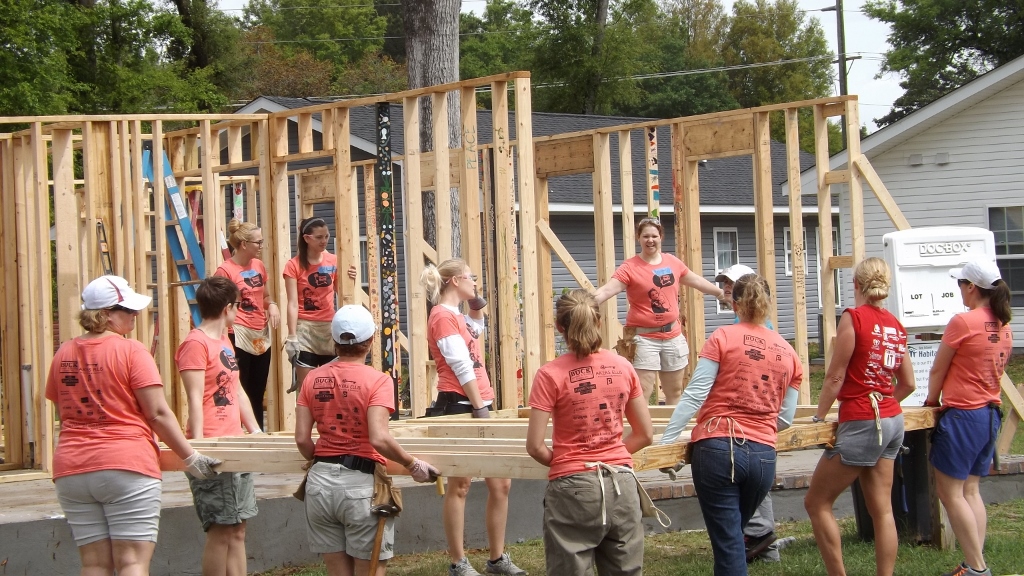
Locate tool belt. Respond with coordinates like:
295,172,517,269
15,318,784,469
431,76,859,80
615,326,638,362
634,321,675,335
314,454,377,475
373,463,403,516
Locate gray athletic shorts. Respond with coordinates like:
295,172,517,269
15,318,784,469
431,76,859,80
825,414,905,466
303,461,393,559
186,471,258,532
55,470,162,546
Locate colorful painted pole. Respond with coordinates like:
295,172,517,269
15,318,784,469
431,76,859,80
645,126,660,218
376,102,401,418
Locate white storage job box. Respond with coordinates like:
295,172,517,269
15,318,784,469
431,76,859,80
882,227,996,331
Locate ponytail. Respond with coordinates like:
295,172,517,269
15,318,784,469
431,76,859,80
556,289,602,358
419,258,467,305
981,280,1013,326
227,219,258,251
854,257,891,303
733,273,772,326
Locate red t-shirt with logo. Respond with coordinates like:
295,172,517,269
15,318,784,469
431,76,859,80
175,329,244,438
297,362,395,464
283,253,338,323
690,323,803,447
837,305,908,422
612,254,689,340
45,335,164,480
940,307,1013,409
215,258,268,330
427,305,495,401
529,349,643,480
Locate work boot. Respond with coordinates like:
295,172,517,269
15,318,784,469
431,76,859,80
449,558,483,576
744,531,778,563
942,562,992,576
485,552,527,575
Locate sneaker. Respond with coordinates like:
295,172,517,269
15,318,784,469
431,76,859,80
744,531,778,563
942,562,991,576
754,547,781,563
485,552,528,575
450,558,482,576
774,536,797,550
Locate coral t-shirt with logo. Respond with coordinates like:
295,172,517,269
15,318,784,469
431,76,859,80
612,254,689,340
837,305,908,422
283,253,338,323
297,362,395,464
175,329,244,438
690,323,803,447
529,349,643,480
427,306,495,401
45,335,165,480
215,258,268,330
940,307,1013,409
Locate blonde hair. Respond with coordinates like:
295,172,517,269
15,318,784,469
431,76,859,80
227,219,259,250
733,274,772,325
556,289,603,358
854,257,891,303
79,309,110,333
419,258,468,305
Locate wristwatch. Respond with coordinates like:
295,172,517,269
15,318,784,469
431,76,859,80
811,415,824,423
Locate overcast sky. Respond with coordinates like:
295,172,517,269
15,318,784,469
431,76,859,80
216,0,903,132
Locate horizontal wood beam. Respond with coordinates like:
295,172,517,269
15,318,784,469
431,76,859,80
683,117,754,159
535,135,595,178
829,255,854,269
823,170,850,185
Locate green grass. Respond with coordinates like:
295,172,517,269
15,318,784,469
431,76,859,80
255,499,1024,576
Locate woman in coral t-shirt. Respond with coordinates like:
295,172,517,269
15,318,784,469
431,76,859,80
45,275,218,575
283,217,355,394
215,219,281,432
594,217,726,405
804,258,916,576
660,273,802,576
419,258,526,576
527,289,653,575
926,259,1013,576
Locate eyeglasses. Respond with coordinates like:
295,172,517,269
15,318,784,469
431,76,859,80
638,217,661,226
957,279,971,287
306,233,331,242
231,301,242,308
247,239,265,247
108,305,136,314
461,274,478,282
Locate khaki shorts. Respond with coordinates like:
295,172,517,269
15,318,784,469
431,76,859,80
55,470,162,546
186,471,258,532
296,319,336,357
304,461,393,559
543,471,643,576
632,333,689,372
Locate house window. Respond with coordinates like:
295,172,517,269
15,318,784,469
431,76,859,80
988,206,1024,306
784,227,809,277
816,226,842,308
713,227,739,313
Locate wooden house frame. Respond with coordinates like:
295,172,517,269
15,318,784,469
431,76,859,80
1,74,1020,497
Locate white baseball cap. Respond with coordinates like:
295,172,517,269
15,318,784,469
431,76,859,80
82,275,152,311
715,264,756,284
331,305,376,345
950,259,1002,290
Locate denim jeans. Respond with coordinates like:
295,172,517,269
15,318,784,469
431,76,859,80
691,437,777,576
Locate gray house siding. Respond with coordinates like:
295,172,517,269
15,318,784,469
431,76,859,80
544,213,828,343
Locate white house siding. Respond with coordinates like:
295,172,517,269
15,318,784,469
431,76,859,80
837,79,1024,342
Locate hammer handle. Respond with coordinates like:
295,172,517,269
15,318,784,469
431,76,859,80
435,476,446,496
368,516,386,575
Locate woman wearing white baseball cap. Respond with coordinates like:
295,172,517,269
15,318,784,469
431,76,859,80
294,304,440,576
926,258,1013,576
46,275,220,575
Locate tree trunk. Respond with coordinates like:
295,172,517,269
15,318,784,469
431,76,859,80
402,0,462,255
584,0,610,115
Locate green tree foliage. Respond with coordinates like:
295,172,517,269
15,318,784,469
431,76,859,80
528,0,659,115
460,0,538,79
864,0,1024,127
244,0,387,68
614,0,739,118
0,0,82,115
230,26,334,99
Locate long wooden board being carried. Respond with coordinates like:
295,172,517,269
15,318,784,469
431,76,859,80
160,407,937,480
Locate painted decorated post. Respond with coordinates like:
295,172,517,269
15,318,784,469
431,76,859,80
376,102,402,418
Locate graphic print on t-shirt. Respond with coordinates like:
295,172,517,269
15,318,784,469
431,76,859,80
213,371,233,406
567,364,628,451
302,287,318,311
648,266,676,314
309,375,367,442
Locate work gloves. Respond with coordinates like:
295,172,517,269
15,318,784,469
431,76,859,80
407,458,440,483
284,336,301,364
184,451,222,479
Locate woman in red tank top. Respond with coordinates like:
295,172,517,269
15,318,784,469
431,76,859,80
805,258,916,576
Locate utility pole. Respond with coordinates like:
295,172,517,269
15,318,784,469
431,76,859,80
822,0,848,142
